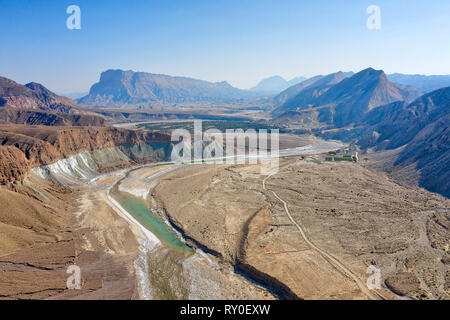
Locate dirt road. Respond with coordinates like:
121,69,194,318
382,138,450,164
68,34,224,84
263,173,382,300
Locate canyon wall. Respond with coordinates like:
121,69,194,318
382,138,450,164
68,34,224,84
0,125,173,185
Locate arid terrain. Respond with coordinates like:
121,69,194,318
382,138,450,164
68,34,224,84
151,156,449,300
0,69,448,301
1,0,449,305
0,175,140,299
0,125,448,300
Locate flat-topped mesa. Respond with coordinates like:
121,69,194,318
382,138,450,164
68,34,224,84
78,69,252,107
0,125,173,185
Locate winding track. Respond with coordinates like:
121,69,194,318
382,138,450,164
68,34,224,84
262,173,382,300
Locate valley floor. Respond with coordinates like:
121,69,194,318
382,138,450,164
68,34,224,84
151,157,449,300
0,136,449,300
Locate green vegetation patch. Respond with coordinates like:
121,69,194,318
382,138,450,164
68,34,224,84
136,120,284,133
326,155,354,162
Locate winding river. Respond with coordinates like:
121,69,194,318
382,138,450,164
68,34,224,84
110,183,193,252
109,139,346,253
31,136,346,299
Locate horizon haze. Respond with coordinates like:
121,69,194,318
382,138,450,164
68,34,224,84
1,0,450,93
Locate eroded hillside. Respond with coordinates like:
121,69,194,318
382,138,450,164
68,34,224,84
0,125,172,184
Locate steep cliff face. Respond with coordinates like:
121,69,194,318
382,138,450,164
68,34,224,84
0,146,29,185
0,125,173,185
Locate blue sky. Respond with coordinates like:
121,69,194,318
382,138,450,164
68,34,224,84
1,0,449,93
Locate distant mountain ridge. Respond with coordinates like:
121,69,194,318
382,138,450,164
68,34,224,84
361,87,450,197
250,75,306,94
0,75,107,126
0,76,78,113
273,72,355,108
78,70,254,107
273,68,422,127
358,86,449,149
387,73,450,93
318,86,449,198
273,71,348,113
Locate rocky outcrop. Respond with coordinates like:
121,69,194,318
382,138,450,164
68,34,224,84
0,146,29,185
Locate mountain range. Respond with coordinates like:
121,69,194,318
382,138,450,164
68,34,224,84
316,85,449,198
0,76,107,126
0,77,78,113
0,68,449,198
268,68,449,197
273,68,422,127
252,73,450,98
273,72,350,111
360,86,449,197
78,69,254,107
386,73,450,93
76,69,450,108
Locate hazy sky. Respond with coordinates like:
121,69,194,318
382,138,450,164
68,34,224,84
1,0,449,93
